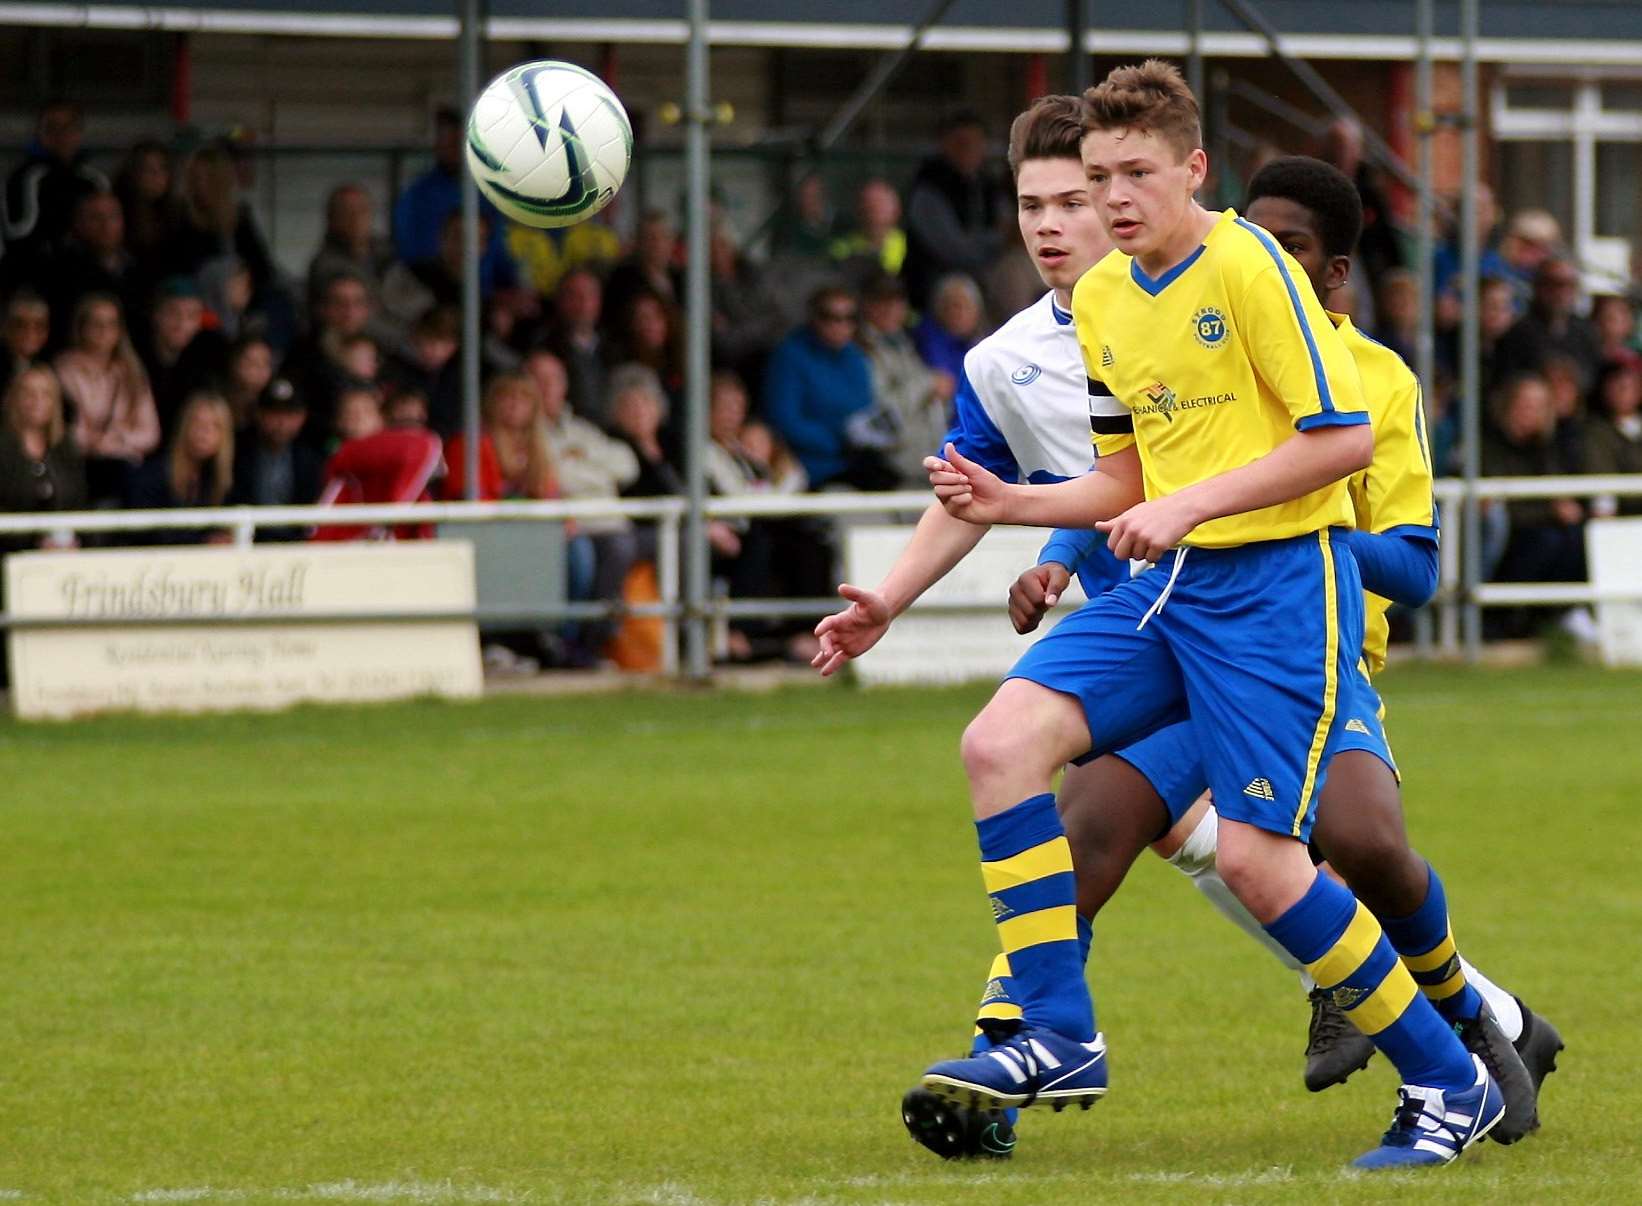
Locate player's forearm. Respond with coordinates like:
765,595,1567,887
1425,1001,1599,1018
1164,423,1373,532
995,469,1142,530
878,503,989,616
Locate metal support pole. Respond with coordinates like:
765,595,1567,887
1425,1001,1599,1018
1414,0,1439,657
458,0,483,501
1066,0,1089,95
682,0,712,681
1459,0,1482,658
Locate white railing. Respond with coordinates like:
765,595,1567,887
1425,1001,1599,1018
1,475,1639,667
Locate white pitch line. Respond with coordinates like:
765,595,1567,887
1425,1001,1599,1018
130,1183,527,1204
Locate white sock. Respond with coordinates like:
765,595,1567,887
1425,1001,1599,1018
1460,956,1523,1042
1167,806,1306,974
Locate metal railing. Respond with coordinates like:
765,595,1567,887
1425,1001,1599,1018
2,475,1640,671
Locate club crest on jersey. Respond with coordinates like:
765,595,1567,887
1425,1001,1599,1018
1011,363,1042,385
1192,305,1229,349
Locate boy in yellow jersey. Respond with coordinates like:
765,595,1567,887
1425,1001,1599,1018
961,156,1563,1158
917,63,1503,1170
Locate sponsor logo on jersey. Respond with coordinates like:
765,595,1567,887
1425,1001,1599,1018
1133,380,1238,423
1192,305,1229,349
1011,363,1042,385
1242,777,1277,801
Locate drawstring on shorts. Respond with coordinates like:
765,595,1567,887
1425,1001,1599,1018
1136,546,1189,631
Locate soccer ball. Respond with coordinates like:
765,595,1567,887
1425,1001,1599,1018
465,60,633,229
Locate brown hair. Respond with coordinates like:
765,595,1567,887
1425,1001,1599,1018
1082,59,1202,160
71,292,148,401
1007,95,1087,176
3,364,65,446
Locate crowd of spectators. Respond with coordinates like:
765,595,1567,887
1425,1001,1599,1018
1,97,1639,665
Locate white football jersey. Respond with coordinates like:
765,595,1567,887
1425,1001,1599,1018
943,290,1128,593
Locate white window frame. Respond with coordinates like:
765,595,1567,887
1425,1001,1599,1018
1493,69,1642,290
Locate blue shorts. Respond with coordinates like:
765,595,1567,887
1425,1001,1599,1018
1113,663,1397,829
1009,529,1365,842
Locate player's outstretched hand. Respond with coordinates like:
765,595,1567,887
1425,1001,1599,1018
811,582,893,677
1008,563,1071,634
1096,495,1198,563
925,442,1007,525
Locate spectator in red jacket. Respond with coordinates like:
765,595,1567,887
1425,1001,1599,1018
314,384,442,541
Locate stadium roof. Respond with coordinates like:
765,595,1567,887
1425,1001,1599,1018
11,0,1642,63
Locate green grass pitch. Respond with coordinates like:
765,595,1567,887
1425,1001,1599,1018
2,663,1638,1205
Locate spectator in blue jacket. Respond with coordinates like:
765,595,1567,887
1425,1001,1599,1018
391,106,512,288
763,286,881,489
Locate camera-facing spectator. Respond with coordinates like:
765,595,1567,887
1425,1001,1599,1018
914,272,985,384
709,222,784,385
227,378,325,537
443,372,558,501
161,141,278,305
903,111,1007,309
283,270,377,442
113,141,184,281
0,364,87,549
54,293,160,505
544,267,609,425
44,190,145,342
603,209,681,328
125,390,235,541
1493,258,1602,394
308,184,396,322
135,275,230,438
830,178,907,288
223,335,275,429
857,272,955,486
610,364,684,499
1591,294,1639,363
774,172,835,260
391,105,511,281
0,289,52,402
2,100,107,264
526,348,640,661
197,253,257,343
1583,358,1642,516
607,290,683,412
1497,209,1562,314
383,305,462,437
764,285,877,489
1542,352,1589,474
1482,372,1585,601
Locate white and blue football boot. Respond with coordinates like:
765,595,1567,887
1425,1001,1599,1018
921,1028,1108,1111
1352,1055,1505,1170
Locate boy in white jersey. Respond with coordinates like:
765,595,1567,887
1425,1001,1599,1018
812,96,1135,685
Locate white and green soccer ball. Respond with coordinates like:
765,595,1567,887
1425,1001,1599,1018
465,60,633,229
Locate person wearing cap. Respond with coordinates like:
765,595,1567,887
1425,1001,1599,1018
135,275,229,438
228,377,324,539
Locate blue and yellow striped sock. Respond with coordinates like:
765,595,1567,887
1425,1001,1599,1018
976,793,1094,1041
1381,864,1486,1025
969,917,1093,1050
1266,872,1473,1092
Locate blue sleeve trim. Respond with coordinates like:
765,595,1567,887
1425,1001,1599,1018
940,368,1019,483
1039,527,1101,571
1295,409,1371,431
1339,527,1439,608
1234,216,1335,413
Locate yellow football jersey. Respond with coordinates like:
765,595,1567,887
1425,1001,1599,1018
1334,314,1438,677
1072,209,1368,548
